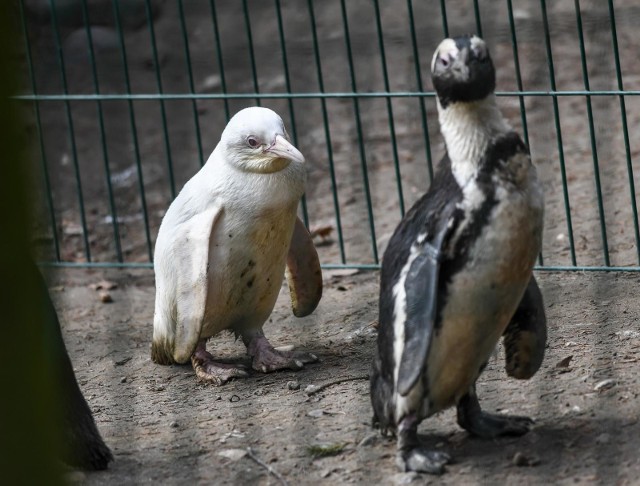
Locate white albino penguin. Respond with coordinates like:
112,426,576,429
152,107,322,385
370,35,547,474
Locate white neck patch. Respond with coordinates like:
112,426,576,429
437,95,511,188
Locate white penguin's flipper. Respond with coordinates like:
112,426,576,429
286,217,323,317
171,203,223,363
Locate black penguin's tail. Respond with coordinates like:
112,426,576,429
370,353,396,436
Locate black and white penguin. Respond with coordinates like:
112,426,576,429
370,35,546,474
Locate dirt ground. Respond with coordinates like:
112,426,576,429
17,0,640,484
50,267,640,485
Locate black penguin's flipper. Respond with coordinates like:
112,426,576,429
456,383,533,438
396,217,453,396
396,414,452,474
503,276,547,379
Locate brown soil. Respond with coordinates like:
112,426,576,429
49,268,640,485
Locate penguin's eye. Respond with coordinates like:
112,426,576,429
246,136,260,148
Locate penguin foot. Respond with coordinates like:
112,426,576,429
458,411,533,438
191,343,249,385
243,331,318,373
397,448,451,475
457,384,533,438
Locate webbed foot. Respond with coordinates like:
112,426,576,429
457,384,533,438
243,330,318,373
191,340,249,385
397,414,452,474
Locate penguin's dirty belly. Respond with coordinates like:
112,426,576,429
426,212,541,412
426,281,523,411
201,211,297,337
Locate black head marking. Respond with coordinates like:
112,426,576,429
431,34,496,108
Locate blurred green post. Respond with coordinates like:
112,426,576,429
0,2,65,484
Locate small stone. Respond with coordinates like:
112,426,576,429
305,384,320,394
512,451,540,467
120,376,127,383
307,409,325,418
218,448,247,461
89,279,118,291
555,355,573,368
593,379,616,392
595,433,611,444
198,74,221,92
391,472,419,484
513,452,528,466
170,421,179,428
99,291,113,303
320,468,333,478
357,433,377,448
287,380,300,391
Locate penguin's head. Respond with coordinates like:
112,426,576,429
219,106,305,174
431,35,495,108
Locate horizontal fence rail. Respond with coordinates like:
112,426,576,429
16,0,640,272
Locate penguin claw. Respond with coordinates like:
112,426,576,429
459,411,533,438
191,354,250,386
251,351,309,373
397,447,452,474
245,332,318,373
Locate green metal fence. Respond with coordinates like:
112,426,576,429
16,0,640,271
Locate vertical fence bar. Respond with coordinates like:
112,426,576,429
574,0,610,266
439,0,449,38
607,0,640,264
506,0,531,148
506,0,542,265
406,0,434,182
80,0,123,262
208,0,230,120
372,0,405,217
540,0,577,266
177,0,205,167
112,0,153,262
307,0,346,263
274,0,309,227
48,0,92,261
339,0,379,264
144,0,176,199
241,0,261,107
472,0,483,37
18,0,61,261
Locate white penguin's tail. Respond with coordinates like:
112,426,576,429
151,291,177,365
151,335,175,365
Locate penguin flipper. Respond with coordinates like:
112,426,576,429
285,216,323,317
171,203,224,363
397,217,454,396
502,275,547,379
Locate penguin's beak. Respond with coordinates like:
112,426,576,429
265,134,305,164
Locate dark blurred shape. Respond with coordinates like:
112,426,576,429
31,257,114,470
0,1,111,481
